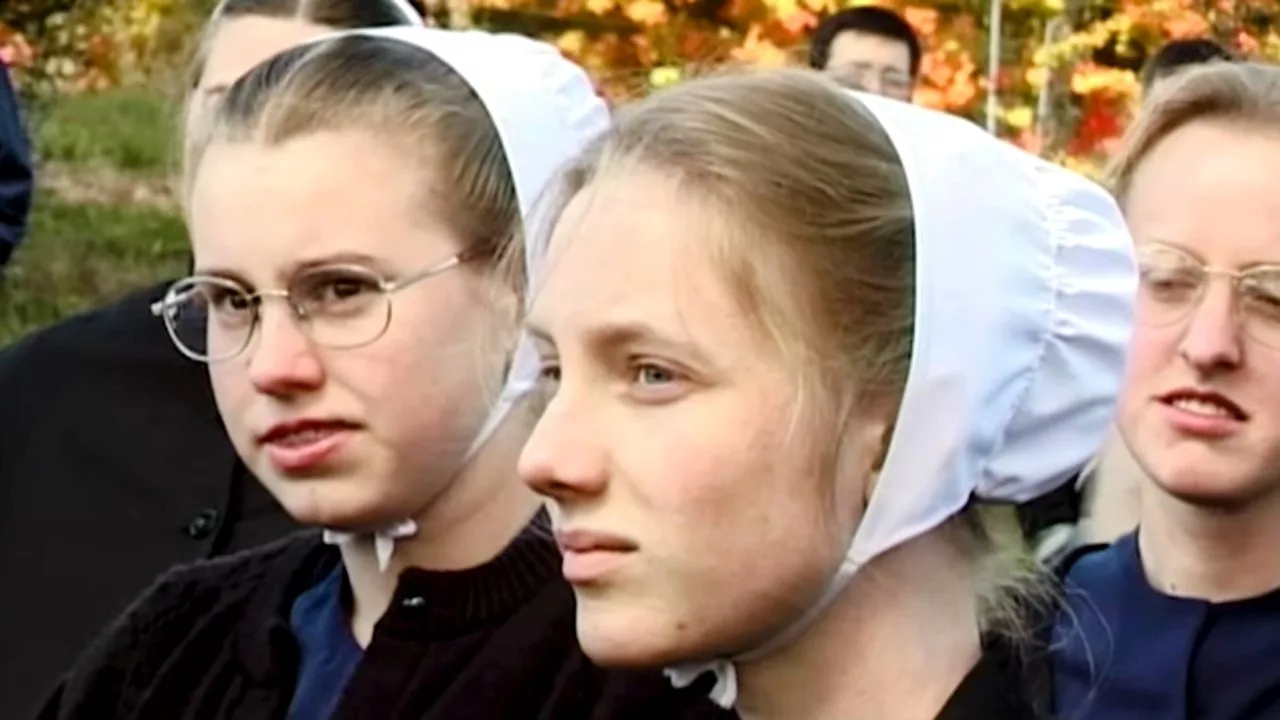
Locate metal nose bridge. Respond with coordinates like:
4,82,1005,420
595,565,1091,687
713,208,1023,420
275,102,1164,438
249,288,312,320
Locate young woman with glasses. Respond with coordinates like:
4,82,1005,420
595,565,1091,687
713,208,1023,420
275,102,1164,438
42,27,732,720
1,2,423,714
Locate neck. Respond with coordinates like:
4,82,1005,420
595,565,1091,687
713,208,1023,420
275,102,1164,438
1139,481,1280,601
341,410,542,645
735,528,981,720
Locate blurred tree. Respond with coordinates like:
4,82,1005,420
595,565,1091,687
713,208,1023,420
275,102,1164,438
5,0,1279,172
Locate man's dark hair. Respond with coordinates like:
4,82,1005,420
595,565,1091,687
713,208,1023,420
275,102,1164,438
808,6,921,77
1141,38,1235,93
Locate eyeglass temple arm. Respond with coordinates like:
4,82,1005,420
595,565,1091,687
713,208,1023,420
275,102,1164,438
150,287,201,317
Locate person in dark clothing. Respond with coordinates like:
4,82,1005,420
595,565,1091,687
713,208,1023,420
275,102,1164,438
40,514,727,719
517,73,1135,719
0,284,296,715
1052,61,1280,720
808,6,920,101
40,26,732,720
1140,37,1235,96
0,59,33,269
0,1,429,716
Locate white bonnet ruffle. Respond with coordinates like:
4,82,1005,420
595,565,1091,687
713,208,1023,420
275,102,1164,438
668,90,1137,706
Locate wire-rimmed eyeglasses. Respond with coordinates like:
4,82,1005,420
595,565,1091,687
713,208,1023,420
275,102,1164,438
1137,242,1280,348
150,249,478,363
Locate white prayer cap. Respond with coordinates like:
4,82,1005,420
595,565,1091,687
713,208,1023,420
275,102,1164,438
669,90,1137,707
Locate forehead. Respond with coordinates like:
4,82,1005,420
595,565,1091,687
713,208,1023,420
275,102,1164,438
201,15,333,90
188,130,450,273
1127,119,1280,264
826,30,911,71
531,167,752,347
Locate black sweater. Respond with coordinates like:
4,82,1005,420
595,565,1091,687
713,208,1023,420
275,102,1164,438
38,521,735,720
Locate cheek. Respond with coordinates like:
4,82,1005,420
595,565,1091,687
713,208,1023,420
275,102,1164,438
208,364,255,447
354,300,500,445
625,392,838,586
1121,325,1177,430
1120,327,1178,406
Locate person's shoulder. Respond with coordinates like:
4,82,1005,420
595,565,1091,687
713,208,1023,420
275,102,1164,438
1055,534,1128,588
98,532,320,654
143,530,321,608
48,532,322,715
0,281,173,377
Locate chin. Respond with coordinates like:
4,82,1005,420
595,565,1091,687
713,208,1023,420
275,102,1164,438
1141,449,1277,512
263,475,417,531
574,596,725,668
1151,470,1277,512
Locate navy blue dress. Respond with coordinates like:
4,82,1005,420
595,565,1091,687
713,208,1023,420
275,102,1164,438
1052,532,1280,719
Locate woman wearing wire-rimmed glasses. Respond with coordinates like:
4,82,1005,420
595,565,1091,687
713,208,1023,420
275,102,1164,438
1051,61,1280,720
45,27,733,720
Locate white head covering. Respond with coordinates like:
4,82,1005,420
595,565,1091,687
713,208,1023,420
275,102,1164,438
386,0,427,24
311,27,611,569
210,0,424,25
666,91,1138,706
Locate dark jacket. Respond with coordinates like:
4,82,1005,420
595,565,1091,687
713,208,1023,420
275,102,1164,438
0,282,296,716
0,61,32,267
39,524,737,720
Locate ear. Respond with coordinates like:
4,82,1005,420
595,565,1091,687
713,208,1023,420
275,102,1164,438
846,389,901,507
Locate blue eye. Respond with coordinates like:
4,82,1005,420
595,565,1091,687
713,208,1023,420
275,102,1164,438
635,364,674,385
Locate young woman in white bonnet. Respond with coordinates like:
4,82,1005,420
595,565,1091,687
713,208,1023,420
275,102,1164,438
3,3,425,713
519,69,1136,719
41,26,734,720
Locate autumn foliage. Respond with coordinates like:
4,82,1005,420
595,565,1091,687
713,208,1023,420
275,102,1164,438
3,0,1280,174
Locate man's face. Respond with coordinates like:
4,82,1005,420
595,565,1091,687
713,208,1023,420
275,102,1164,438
823,30,914,102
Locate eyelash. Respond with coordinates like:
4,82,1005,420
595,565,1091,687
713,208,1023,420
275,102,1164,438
533,358,682,389
536,361,561,384
633,362,677,386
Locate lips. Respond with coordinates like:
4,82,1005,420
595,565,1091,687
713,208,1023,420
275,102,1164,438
257,419,361,474
1157,388,1248,421
257,419,361,446
554,529,639,554
555,529,638,585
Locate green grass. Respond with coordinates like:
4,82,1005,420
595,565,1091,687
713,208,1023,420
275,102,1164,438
0,198,190,344
35,88,180,173
0,88,186,346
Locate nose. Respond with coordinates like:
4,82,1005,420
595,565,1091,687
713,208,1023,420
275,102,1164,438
1178,281,1243,374
246,303,326,397
518,384,608,504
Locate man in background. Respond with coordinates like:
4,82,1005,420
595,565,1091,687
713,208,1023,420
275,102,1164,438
1141,37,1235,96
808,5,920,102
0,59,33,272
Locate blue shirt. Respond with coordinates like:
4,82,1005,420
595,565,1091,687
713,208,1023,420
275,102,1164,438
287,564,363,720
1052,532,1280,720
0,63,32,266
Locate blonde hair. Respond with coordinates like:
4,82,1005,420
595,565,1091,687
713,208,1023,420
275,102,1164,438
187,34,518,272
542,68,1042,640
1109,61,1280,206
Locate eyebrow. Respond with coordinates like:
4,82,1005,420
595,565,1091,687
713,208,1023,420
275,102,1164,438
202,84,230,98
526,318,714,366
194,252,391,286
1143,240,1280,271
